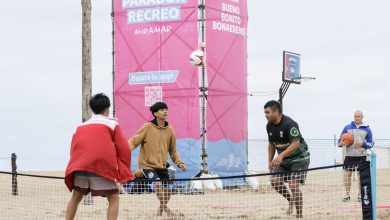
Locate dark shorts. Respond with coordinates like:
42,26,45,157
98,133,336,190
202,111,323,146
73,171,118,196
272,160,310,184
141,169,173,189
343,156,366,171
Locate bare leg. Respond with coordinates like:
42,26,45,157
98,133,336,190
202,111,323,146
344,171,352,197
288,197,294,215
289,180,303,218
270,176,293,215
66,191,83,220
155,182,164,215
155,182,176,217
107,194,119,220
357,171,361,201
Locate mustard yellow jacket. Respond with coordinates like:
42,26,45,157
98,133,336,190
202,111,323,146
128,119,184,169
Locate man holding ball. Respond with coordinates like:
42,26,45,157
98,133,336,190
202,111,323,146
338,110,374,202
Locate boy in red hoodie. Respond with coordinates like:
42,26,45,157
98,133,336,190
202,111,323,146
65,93,133,220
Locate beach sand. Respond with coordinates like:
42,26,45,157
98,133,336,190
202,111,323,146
1,170,389,220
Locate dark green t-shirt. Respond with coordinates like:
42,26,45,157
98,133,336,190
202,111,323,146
266,115,310,165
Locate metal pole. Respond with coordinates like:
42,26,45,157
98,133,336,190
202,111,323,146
278,81,290,112
199,0,208,174
11,153,18,196
111,0,116,117
278,86,283,111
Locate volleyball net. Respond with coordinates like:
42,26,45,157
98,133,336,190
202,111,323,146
1,153,389,220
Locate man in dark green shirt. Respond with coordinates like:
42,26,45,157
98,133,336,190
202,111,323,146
264,100,310,219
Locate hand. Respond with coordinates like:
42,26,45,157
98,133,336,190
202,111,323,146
339,140,351,147
117,183,127,194
128,143,135,151
179,163,187,171
272,155,284,167
268,162,273,172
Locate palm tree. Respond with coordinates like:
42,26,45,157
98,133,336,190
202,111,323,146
81,0,92,123
81,0,93,205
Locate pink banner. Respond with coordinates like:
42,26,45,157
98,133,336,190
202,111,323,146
114,0,200,176
114,0,248,177
114,0,199,138
205,0,248,176
206,1,248,142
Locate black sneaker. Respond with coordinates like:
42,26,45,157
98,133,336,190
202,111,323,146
342,195,351,202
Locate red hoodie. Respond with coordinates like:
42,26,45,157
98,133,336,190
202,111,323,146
65,115,134,191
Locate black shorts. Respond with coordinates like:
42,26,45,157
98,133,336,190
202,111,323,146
272,160,310,184
343,156,366,171
141,169,173,188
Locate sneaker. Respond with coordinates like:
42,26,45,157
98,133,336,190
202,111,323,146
357,194,361,202
342,195,351,202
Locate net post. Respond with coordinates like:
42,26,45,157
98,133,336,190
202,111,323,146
11,153,18,196
369,151,377,220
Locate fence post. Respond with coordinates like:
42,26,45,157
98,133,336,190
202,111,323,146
11,153,18,196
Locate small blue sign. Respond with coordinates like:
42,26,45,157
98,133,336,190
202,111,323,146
129,70,179,85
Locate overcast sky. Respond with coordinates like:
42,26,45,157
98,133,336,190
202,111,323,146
0,0,389,171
